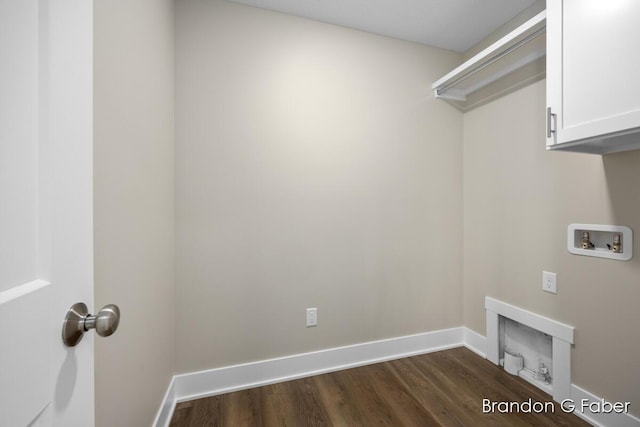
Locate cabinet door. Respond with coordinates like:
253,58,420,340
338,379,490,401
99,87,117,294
547,0,640,149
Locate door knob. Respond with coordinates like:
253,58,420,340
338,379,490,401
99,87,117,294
62,302,121,347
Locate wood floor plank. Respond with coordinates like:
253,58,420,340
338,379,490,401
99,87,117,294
366,361,441,426
319,367,403,426
386,357,483,427
316,361,439,426
420,348,589,427
169,401,194,427
284,377,331,427
259,381,298,427
220,387,263,426
189,395,224,426
312,370,372,426
419,350,545,427
260,378,330,427
409,350,518,419
169,347,592,427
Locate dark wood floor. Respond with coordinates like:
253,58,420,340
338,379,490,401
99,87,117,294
170,347,591,426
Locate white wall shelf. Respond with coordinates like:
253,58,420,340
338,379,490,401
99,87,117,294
432,11,546,112
567,224,633,261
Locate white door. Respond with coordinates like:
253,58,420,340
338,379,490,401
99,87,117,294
0,0,95,426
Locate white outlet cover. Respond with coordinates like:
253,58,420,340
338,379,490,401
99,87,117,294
306,308,317,327
542,271,557,294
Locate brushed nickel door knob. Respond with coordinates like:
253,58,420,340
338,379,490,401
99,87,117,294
62,302,121,347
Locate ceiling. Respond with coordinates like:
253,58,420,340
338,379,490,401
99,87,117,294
226,0,538,52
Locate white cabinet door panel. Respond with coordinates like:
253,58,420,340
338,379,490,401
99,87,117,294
547,0,640,153
562,0,640,130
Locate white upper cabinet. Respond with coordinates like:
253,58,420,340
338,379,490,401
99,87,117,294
546,0,640,154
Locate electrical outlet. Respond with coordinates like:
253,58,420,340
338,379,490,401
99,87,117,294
542,271,557,294
306,308,317,327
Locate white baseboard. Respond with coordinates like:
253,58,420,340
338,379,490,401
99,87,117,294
569,384,640,427
152,376,175,427
153,326,639,427
174,327,463,403
153,327,465,426
463,327,487,358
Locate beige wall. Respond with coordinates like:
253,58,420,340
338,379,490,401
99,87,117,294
93,0,175,425
463,79,640,415
91,0,639,419
175,0,463,373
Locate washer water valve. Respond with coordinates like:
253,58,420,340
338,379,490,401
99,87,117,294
611,233,622,253
581,231,595,249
